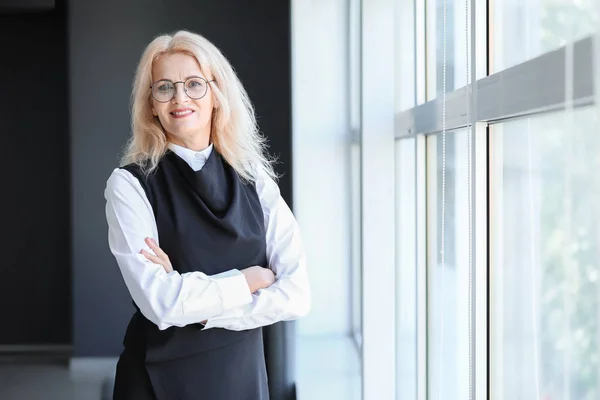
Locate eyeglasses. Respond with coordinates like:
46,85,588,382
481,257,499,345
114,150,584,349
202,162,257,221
150,76,215,103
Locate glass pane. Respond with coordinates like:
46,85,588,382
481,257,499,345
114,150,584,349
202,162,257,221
490,107,600,399
427,129,471,399
395,138,417,399
426,0,471,100
396,0,416,111
492,0,600,72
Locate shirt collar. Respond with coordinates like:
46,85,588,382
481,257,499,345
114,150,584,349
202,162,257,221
167,142,213,171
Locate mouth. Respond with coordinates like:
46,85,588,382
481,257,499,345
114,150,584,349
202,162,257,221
170,109,195,118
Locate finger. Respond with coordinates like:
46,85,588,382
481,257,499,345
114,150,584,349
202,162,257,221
144,237,165,259
142,250,172,273
140,249,163,265
145,237,169,260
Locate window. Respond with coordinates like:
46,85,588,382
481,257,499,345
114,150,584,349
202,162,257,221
386,0,599,398
490,106,600,399
427,129,471,399
396,0,416,111
491,0,599,72
426,0,471,100
395,137,417,399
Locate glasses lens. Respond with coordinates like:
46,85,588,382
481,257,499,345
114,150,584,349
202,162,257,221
185,78,207,99
152,80,175,102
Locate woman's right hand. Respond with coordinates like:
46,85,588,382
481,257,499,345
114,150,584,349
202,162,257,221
241,266,275,293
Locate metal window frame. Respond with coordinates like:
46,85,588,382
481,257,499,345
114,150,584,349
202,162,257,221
349,0,363,354
396,12,596,400
415,2,428,400
396,34,596,138
472,122,489,400
471,0,489,399
415,134,428,400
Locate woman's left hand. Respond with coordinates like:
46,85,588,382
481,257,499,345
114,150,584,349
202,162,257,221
141,237,173,273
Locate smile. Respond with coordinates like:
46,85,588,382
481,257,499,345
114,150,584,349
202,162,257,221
170,109,194,117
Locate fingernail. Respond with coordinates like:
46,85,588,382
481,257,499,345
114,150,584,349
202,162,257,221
151,238,157,244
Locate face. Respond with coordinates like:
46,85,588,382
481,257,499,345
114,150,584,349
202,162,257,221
151,52,216,149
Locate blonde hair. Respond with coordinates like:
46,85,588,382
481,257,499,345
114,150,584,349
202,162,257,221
121,30,277,182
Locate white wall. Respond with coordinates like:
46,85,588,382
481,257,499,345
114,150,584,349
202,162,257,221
291,0,351,336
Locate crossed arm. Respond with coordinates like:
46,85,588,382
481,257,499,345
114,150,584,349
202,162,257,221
105,167,311,331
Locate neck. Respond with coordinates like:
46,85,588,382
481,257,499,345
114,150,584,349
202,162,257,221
167,131,211,152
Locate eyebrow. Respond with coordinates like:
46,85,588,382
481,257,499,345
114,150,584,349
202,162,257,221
155,75,204,82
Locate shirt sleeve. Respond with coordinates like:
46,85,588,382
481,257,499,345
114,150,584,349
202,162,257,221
202,168,312,331
105,168,253,331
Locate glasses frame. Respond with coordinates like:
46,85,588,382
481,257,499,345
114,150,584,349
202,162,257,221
149,76,215,103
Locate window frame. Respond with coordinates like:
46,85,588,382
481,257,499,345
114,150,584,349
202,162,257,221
391,0,597,398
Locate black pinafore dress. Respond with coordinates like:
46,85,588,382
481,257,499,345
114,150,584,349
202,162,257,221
113,149,269,400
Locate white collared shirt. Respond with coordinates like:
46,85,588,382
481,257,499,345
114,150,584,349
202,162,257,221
104,142,311,331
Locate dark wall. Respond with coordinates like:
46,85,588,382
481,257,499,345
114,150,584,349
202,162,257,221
69,0,294,396
0,0,54,12
0,6,70,346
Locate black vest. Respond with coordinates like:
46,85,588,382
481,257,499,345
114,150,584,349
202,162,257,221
121,148,267,363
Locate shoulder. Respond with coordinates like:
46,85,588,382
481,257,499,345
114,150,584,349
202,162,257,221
253,165,280,196
105,167,147,201
120,162,143,177
252,165,284,216
104,167,155,224
111,160,163,190
107,165,145,186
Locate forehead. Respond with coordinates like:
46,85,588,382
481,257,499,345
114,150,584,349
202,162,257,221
152,53,205,81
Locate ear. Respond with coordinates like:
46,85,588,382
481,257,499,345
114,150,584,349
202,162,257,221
152,107,158,116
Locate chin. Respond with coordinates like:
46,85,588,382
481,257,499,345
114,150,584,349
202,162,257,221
168,125,199,136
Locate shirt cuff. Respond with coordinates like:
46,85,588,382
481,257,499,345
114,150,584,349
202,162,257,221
212,269,253,312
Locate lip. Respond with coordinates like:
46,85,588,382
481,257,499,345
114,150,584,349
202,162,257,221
170,108,195,119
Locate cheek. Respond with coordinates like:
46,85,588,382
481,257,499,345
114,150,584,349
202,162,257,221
151,100,165,117
196,100,214,119
157,107,172,120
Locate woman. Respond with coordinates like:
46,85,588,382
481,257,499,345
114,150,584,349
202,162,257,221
104,30,311,400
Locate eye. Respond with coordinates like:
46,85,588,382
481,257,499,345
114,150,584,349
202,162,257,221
157,83,173,92
153,80,174,91
187,79,206,89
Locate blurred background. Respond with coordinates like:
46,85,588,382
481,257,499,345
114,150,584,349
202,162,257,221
1,0,600,399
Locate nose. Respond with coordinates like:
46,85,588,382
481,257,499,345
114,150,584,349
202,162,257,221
172,82,189,104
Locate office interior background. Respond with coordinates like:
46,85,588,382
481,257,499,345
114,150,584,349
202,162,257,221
1,0,600,399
